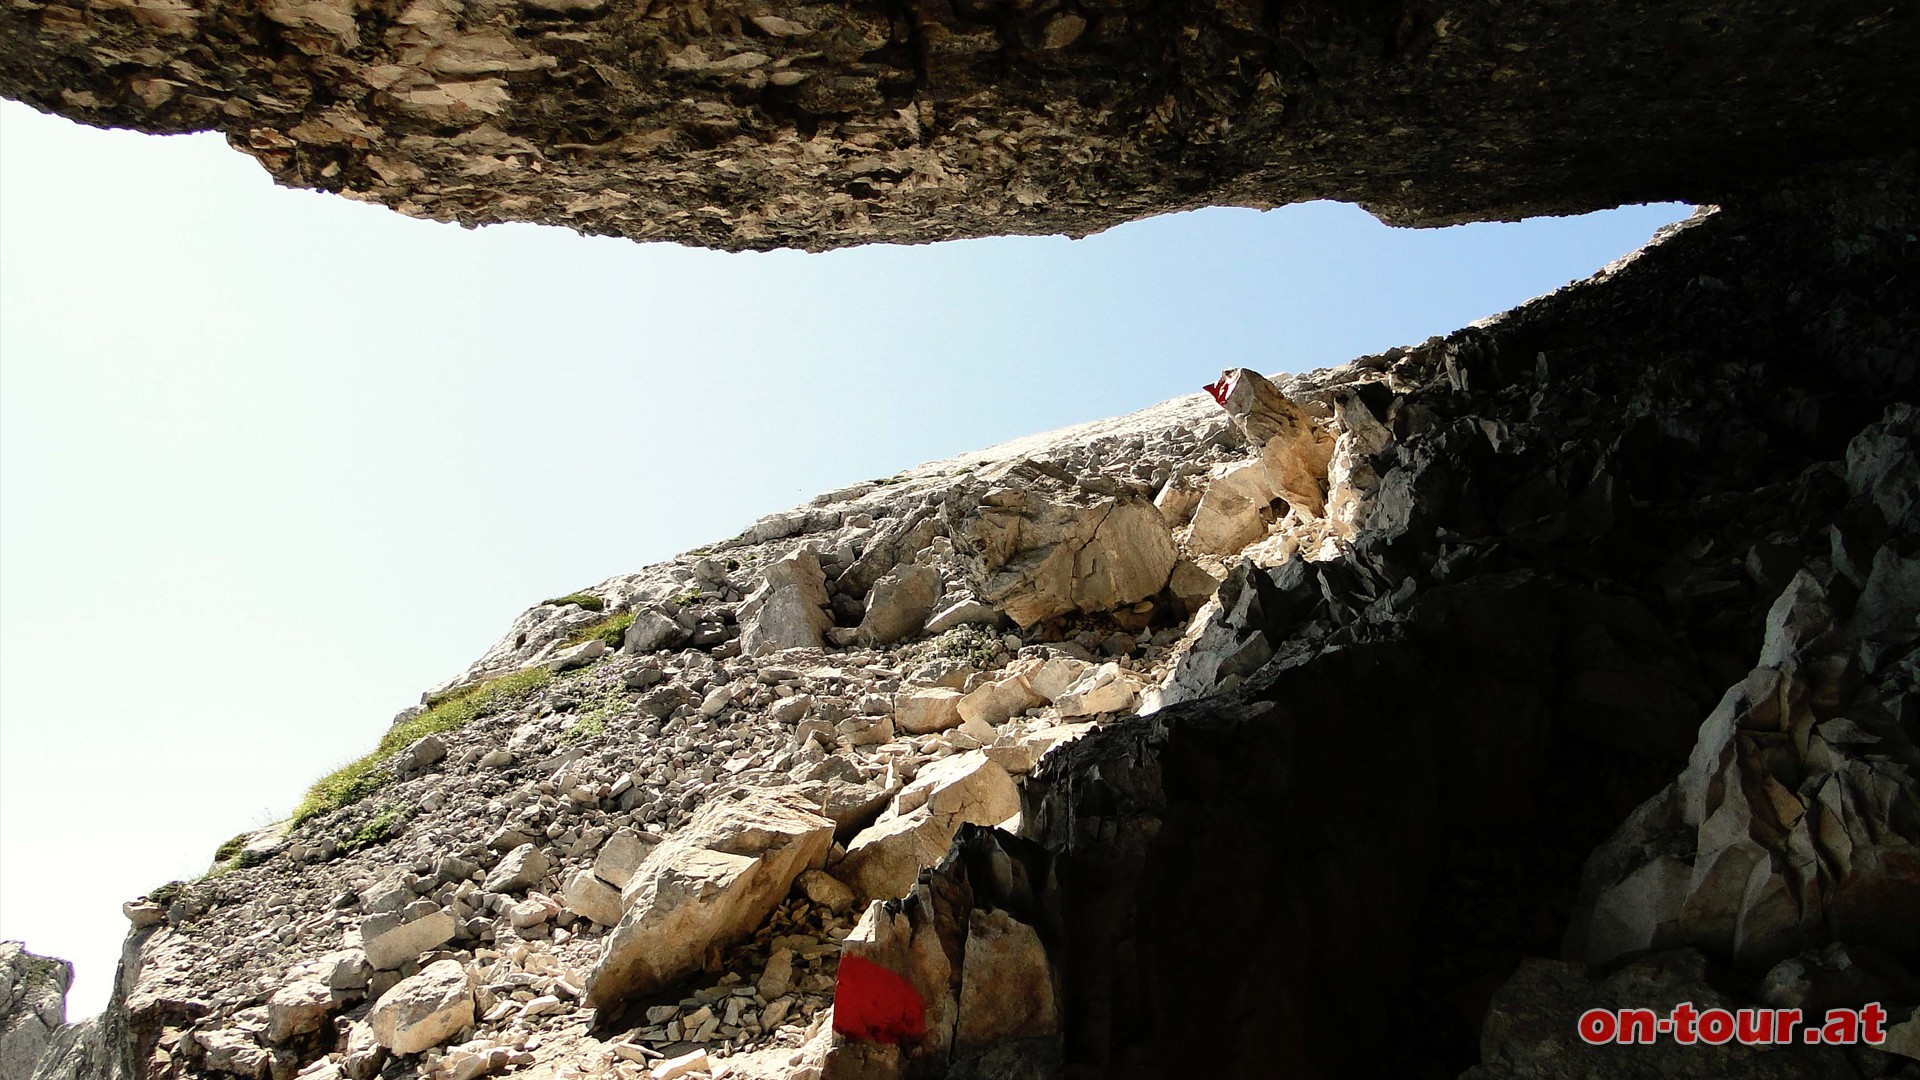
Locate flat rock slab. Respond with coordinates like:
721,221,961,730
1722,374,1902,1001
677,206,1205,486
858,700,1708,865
363,910,456,972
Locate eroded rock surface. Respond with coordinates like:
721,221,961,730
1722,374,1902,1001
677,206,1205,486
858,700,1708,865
943,460,1178,628
2,32,1916,1073
1,0,1914,250
3,943,71,1080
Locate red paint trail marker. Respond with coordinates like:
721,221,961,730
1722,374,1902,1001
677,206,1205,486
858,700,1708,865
1204,376,1232,406
831,955,927,1044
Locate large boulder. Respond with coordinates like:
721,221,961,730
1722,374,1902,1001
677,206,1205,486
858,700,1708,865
793,754,898,836
623,609,691,654
944,460,1177,627
835,808,958,907
368,960,472,1056
1186,461,1279,556
1324,385,1395,539
563,870,624,927
584,788,835,1010
591,828,656,890
1051,662,1143,718
837,754,1022,904
893,688,965,735
1212,369,1336,519
953,909,1058,1056
856,564,940,646
362,909,457,972
739,549,834,656
955,672,1044,729
832,899,953,1069
825,827,1060,1079
892,752,1021,831
1024,658,1094,703
482,843,549,893
265,977,336,1044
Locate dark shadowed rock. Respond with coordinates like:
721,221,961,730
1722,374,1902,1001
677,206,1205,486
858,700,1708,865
1462,950,1857,1080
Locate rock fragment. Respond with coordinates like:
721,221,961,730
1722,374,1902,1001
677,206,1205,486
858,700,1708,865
483,844,549,893
1212,368,1335,518
624,610,691,653
740,549,834,655
563,869,624,926
893,688,964,735
956,673,1043,728
265,977,336,1043
584,788,833,1009
1052,662,1142,718
368,959,473,1056
945,459,1177,626
592,828,653,889
364,910,457,971
1187,460,1279,555
954,908,1058,1054
857,563,940,646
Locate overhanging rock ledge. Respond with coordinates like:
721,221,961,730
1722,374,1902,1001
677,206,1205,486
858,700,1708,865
0,0,1914,249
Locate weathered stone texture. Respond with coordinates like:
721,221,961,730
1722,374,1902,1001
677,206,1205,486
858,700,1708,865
2,943,71,1080
3,0,1914,251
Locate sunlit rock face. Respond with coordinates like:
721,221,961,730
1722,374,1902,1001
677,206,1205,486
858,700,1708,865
1,0,1914,250
5,2,1919,1079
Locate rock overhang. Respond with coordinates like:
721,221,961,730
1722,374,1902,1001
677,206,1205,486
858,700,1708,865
1,0,1913,251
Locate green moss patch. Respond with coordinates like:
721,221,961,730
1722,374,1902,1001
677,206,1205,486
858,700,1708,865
214,832,249,864
544,592,606,612
568,611,635,649
348,806,407,851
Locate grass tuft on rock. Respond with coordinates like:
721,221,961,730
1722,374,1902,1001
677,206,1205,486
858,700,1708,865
561,712,606,744
213,832,249,864
568,611,635,649
19,954,65,991
293,666,554,825
544,592,606,612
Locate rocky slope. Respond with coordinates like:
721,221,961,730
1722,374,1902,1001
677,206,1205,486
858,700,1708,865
7,153,1917,1080
17,274,1386,1080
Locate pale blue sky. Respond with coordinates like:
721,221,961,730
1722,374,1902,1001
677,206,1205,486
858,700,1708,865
0,97,1690,1013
